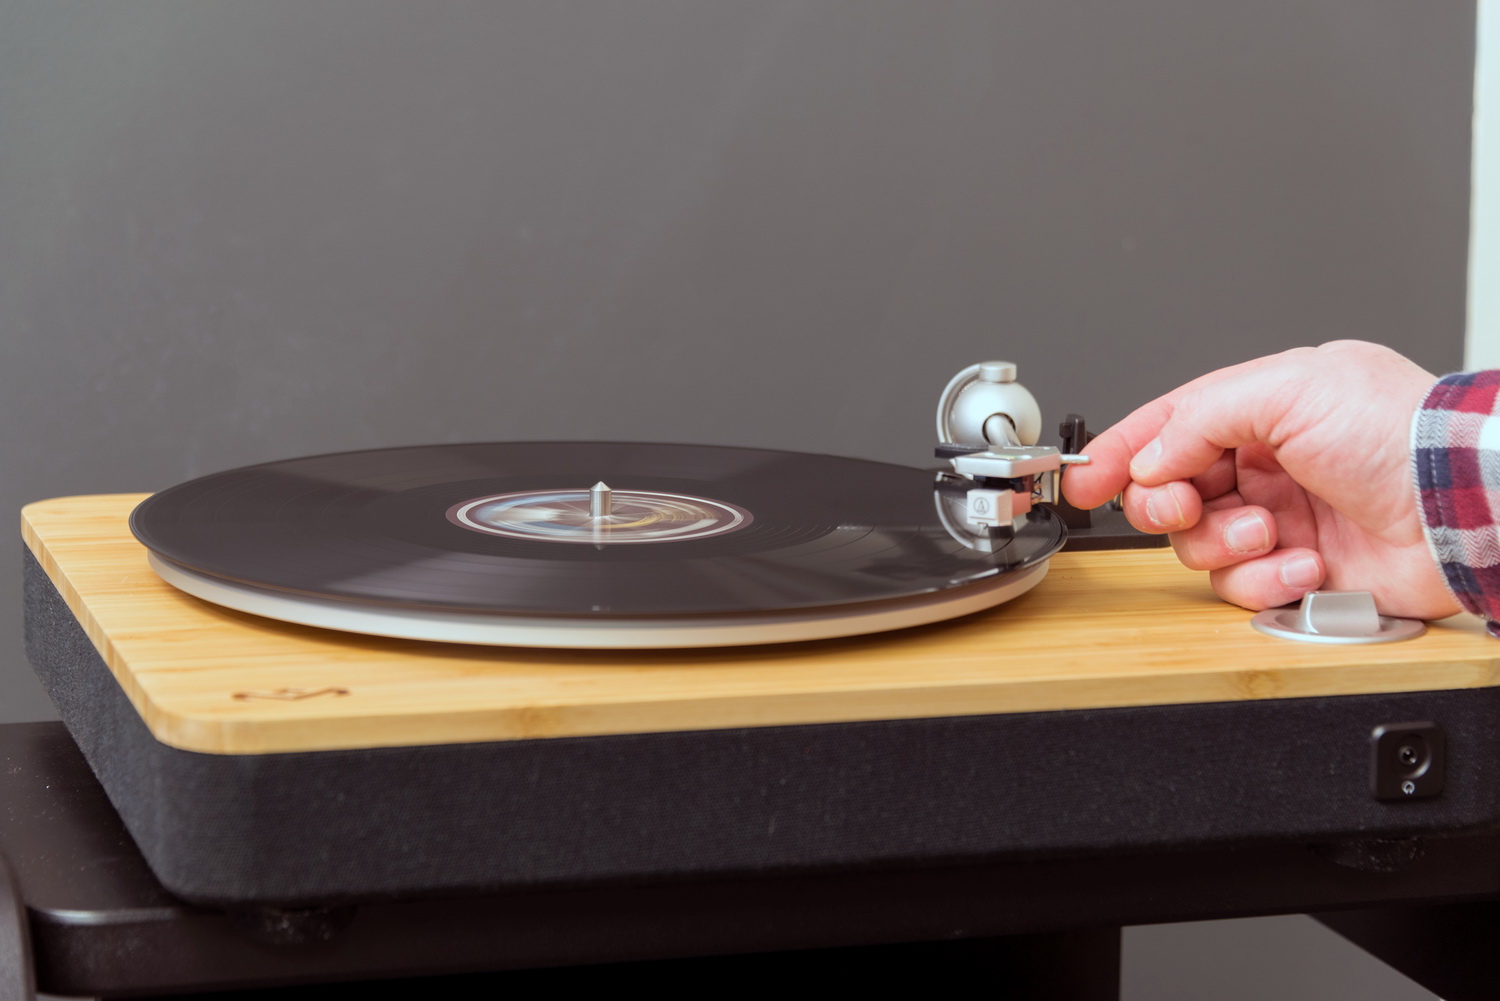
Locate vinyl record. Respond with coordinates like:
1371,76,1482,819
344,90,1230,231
131,442,1065,645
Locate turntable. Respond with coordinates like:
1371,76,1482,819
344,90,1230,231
19,364,1500,907
122,360,1097,650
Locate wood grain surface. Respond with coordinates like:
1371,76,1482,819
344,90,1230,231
21,494,1500,755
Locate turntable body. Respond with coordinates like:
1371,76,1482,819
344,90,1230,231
24,494,1498,755
21,493,1500,905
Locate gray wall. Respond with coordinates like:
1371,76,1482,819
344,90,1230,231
0,1,1473,719
0,3,1474,998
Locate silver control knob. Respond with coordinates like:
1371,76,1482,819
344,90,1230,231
1251,591,1425,644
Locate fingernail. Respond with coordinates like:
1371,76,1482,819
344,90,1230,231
1225,513,1270,554
1279,555,1322,590
1129,438,1164,479
1145,486,1186,529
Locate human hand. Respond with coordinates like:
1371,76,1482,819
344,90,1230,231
1061,340,1459,619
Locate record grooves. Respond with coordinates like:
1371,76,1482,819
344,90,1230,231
131,442,1065,647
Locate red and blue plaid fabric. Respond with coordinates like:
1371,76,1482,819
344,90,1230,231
1414,371,1500,635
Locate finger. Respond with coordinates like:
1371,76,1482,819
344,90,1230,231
1063,395,1175,509
1168,505,1277,571
1191,452,1237,502
1120,480,1203,534
1062,351,1310,509
1232,444,1320,551
1203,489,1245,512
1208,548,1326,611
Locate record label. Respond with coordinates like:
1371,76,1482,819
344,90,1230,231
448,488,751,544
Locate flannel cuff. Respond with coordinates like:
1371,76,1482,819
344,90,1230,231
1413,371,1500,627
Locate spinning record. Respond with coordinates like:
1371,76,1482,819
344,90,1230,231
131,442,1065,647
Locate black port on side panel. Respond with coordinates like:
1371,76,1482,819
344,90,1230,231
1371,722,1445,801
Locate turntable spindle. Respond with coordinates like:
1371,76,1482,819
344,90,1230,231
590,481,613,519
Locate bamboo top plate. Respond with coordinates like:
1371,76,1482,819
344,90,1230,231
22,494,1500,756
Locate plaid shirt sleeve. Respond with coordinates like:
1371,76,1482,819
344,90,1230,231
1413,371,1500,635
